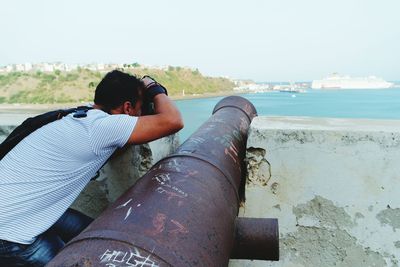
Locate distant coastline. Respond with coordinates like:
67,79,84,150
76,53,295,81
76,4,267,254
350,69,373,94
0,90,239,114
0,90,240,129
0,66,235,105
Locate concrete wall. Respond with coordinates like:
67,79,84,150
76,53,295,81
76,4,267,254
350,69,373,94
3,115,400,266
229,116,400,267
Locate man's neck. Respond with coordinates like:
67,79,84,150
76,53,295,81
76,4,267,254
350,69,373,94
92,104,103,110
92,104,112,114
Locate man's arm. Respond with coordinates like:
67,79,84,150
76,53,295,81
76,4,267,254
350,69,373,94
127,93,183,145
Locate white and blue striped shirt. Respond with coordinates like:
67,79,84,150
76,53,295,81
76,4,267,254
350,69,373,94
0,109,138,244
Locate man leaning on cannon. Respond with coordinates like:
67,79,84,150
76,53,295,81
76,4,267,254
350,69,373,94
0,70,183,266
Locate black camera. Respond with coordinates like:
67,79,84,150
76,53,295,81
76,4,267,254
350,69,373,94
141,99,155,115
140,76,168,115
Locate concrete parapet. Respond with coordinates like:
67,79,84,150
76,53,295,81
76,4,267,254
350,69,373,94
229,116,400,267
3,115,400,265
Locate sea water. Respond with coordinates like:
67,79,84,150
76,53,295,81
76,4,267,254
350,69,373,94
175,89,400,142
1,89,400,143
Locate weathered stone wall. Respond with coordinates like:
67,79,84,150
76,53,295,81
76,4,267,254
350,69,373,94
229,116,400,267
0,125,16,143
71,135,180,218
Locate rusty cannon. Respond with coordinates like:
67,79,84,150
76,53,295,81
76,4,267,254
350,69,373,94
47,96,279,267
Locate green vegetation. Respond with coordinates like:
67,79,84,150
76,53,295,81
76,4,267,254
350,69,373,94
0,67,235,104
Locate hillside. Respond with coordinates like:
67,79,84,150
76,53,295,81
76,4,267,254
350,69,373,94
0,67,235,104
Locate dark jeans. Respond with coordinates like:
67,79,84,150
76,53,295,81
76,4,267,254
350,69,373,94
0,208,93,267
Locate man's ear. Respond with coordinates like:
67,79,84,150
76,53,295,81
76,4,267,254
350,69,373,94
122,101,133,115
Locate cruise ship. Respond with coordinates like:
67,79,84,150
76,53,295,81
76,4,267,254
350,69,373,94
312,74,393,89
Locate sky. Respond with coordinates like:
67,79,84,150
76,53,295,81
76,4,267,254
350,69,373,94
1,0,399,82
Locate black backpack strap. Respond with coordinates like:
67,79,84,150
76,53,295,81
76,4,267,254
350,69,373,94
0,106,93,160
73,106,93,118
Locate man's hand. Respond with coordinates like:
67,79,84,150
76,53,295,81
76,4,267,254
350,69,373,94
141,76,158,88
128,78,183,145
141,76,168,100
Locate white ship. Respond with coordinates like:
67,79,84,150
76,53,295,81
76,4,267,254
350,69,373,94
312,74,393,89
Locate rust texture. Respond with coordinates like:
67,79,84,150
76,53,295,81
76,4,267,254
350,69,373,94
47,96,278,267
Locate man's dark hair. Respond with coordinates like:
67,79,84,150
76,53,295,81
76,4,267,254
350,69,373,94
94,70,144,112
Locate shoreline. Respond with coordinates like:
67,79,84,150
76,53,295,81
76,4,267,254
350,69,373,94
0,91,240,113
172,90,241,101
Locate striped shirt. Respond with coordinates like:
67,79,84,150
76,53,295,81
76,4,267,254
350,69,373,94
0,109,138,244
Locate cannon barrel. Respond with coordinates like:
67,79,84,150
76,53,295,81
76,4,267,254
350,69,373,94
47,96,279,267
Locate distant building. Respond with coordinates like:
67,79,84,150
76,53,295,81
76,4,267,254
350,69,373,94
6,65,14,72
54,63,66,71
43,63,54,72
24,63,33,71
15,64,25,71
65,64,78,72
0,62,202,74
97,63,105,71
